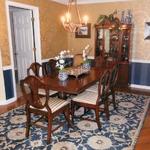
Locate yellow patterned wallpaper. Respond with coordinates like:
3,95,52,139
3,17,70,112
0,49,5,100
0,0,10,65
0,0,150,66
0,0,67,66
68,0,150,60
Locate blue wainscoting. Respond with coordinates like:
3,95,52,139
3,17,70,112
130,62,150,86
3,69,14,100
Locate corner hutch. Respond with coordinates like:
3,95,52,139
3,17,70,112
95,16,132,87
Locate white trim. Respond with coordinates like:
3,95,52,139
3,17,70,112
52,0,132,5
41,55,94,63
88,56,94,59
0,97,16,105
67,55,74,58
130,59,150,63
42,58,51,63
6,1,39,10
2,65,12,71
41,56,74,63
5,0,42,103
32,7,42,65
5,1,17,100
0,49,6,101
78,0,132,4
130,84,150,90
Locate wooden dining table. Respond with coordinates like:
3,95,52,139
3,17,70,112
41,63,115,98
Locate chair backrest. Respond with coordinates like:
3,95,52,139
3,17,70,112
94,55,105,67
45,59,58,75
20,75,49,109
73,54,83,67
27,62,44,77
97,70,110,99
109,64,119,88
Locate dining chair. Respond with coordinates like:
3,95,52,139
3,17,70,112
27,62,57,96
86,64,119,112
71,70,110,129
73,53,84,67
20,75,72,143
27,62,44,77
45,59,58,75
94,55,106,67
107,64,119,109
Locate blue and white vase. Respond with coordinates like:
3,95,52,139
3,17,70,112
83,62,91,71
58,71,68,81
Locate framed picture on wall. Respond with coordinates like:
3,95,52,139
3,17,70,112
144,22,150,40
75,23,91,38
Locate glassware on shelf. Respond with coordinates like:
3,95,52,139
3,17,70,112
121,11,125,24
125,9,132,24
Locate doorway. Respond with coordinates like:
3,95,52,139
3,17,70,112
6,1,42,99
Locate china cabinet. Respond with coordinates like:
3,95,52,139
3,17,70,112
95,19,132,87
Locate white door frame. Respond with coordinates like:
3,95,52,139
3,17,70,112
5,0,42,102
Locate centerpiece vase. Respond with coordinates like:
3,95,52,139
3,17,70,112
58,70,68,81
83,62,91,71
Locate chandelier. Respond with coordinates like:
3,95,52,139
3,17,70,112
61,0,89,33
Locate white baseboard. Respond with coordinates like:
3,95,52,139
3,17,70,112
0,97,16,105
130,84,150,90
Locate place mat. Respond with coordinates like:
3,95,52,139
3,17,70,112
67,66,89,78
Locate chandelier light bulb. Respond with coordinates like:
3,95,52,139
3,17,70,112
61,16,65,24
83,15,89,25
60,0,89,32
66,12,71,23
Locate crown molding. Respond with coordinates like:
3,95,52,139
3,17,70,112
52,0,131,5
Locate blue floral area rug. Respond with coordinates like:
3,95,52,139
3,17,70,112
0,92,149,150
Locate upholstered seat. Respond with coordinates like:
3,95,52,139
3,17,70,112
72,91,98,105
86,83,98,93
30,97,70,113
38,88,57,96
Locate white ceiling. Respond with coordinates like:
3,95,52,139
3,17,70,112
52,0,131,5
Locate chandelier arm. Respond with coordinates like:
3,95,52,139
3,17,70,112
61,0,87,32
75,0,82,24
67,0,71,13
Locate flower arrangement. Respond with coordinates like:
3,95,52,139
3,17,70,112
55,50,70,71
82,44,91,70
82,44,91,63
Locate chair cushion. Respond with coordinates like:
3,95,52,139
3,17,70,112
86,84,98,93
38,88,58,96
72,91,98,105
30,97,70,113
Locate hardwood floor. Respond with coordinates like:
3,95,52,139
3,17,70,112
0,87,149,149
